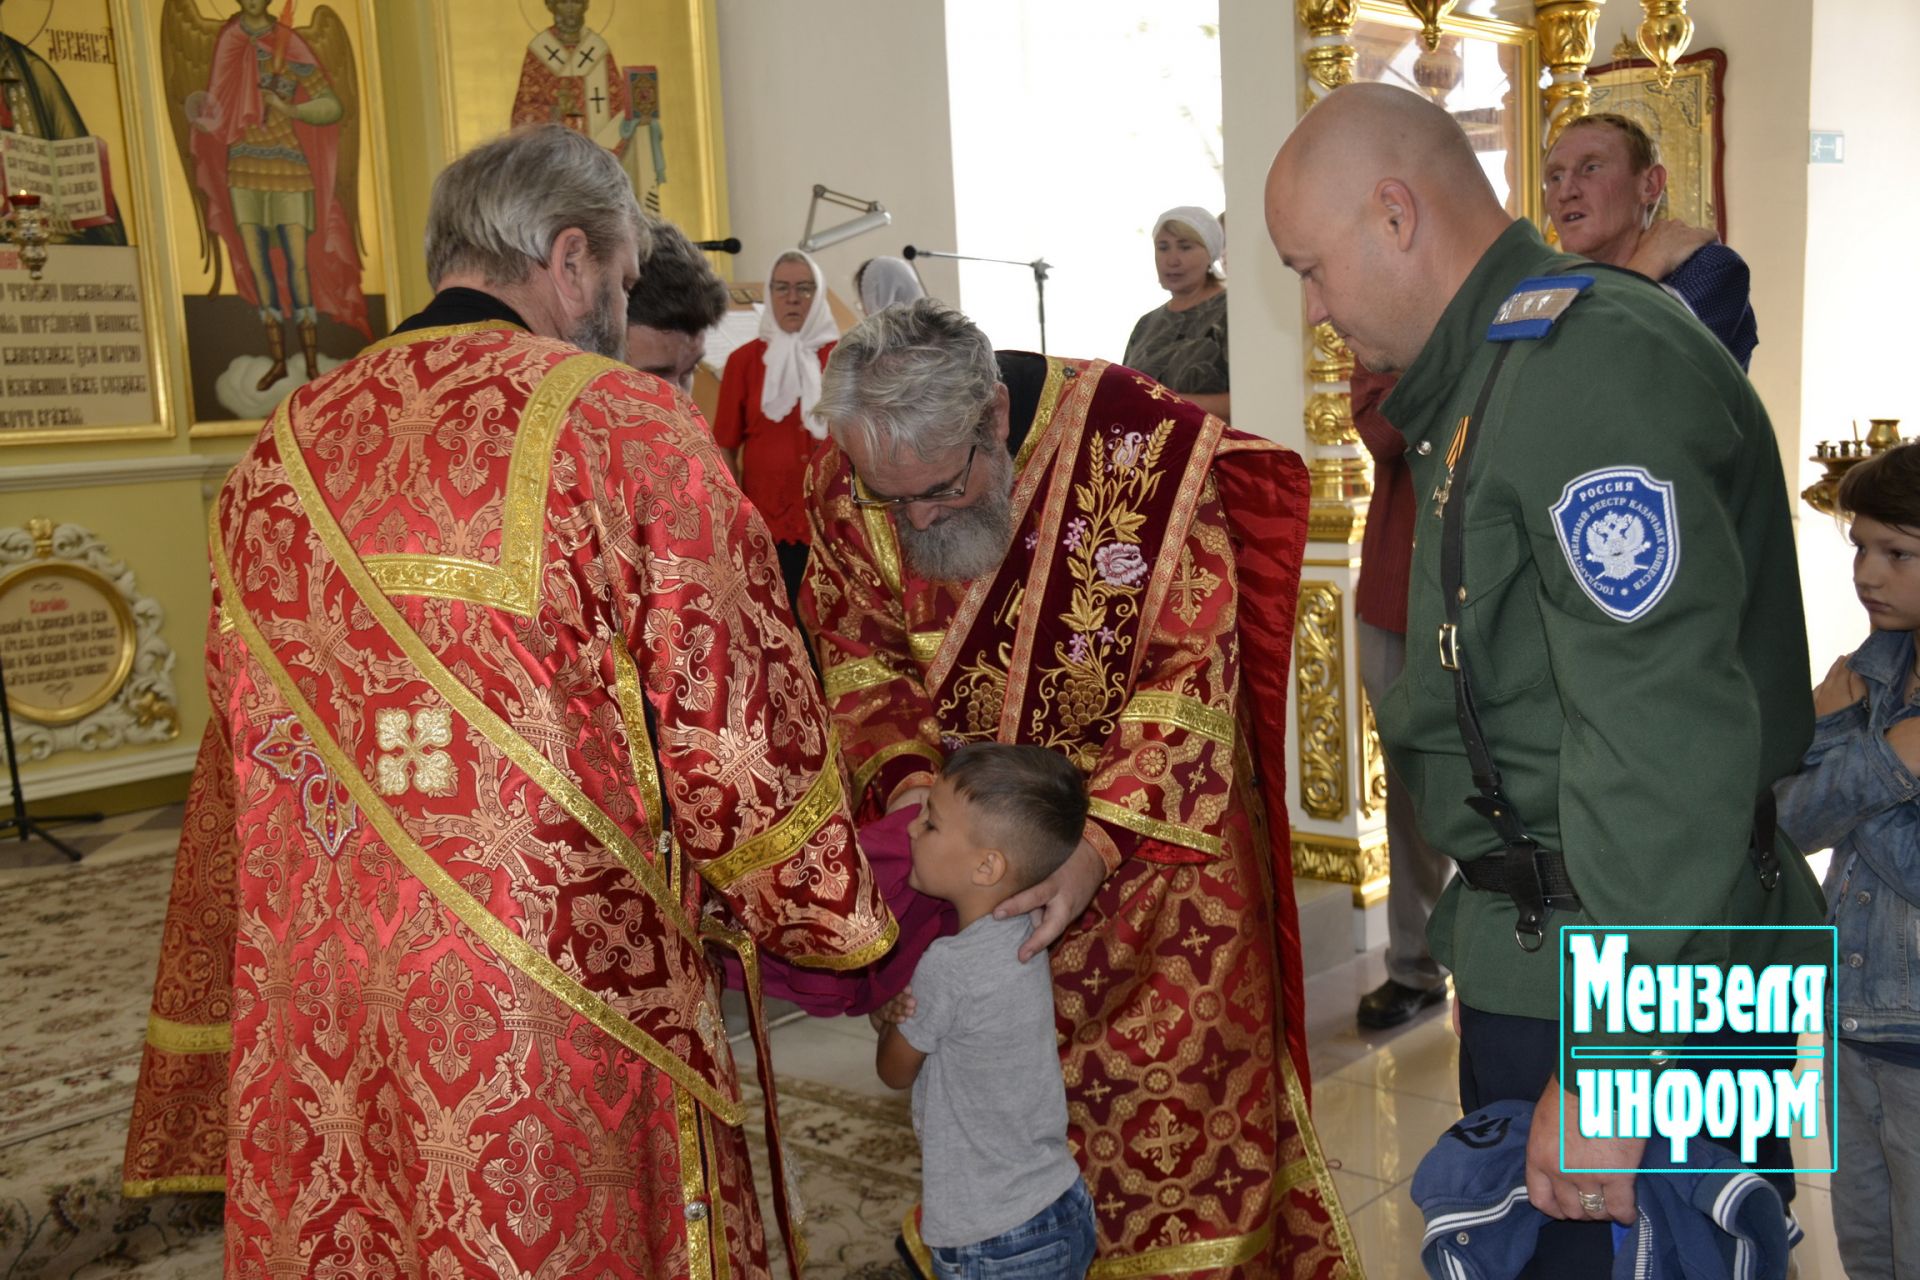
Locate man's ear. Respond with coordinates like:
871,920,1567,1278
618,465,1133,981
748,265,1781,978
1641,163,1670,222
1376,179,1417,251
546,226,592,305
972,847,1010,889
988,382,1011,448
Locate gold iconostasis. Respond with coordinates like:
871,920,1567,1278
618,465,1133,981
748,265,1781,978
0,0,727,795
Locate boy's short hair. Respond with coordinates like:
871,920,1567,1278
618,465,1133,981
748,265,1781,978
940,743,1088,891
1839,442,1920,534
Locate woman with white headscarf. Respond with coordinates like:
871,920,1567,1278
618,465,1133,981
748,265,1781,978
714,248,840,607
854,255,927,315
1122,205,1230,422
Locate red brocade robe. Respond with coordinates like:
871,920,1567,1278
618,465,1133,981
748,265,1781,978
123,319,894,1278
803,358,1360,1278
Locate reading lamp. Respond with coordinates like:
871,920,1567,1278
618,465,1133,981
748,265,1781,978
799,185,891,253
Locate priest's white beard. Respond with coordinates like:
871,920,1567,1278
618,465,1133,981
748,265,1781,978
570,274,628,362
896,443,1015,584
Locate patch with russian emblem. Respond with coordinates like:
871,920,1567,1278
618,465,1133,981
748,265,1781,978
1549,466,1680,623
1487,274,1594,341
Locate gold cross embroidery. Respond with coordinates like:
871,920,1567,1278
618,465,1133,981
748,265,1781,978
374,705,457,797
1169,546,1222,626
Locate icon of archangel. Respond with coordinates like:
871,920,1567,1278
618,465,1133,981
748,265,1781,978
161,0,369,400
510,0,666,214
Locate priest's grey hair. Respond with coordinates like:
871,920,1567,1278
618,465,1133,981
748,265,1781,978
816,299,999,462
426,125,648,288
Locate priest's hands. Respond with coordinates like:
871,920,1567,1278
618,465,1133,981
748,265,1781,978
995,839,1106,963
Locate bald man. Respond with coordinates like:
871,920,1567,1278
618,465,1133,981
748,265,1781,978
1267,84,1828,1276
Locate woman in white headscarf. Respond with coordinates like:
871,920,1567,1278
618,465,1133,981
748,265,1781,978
1122,205,1230,422
854,255,927,315
713,248,840,606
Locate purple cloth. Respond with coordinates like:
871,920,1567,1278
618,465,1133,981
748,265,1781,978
724,805,955,1016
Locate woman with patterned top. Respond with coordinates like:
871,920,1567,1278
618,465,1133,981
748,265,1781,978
1121,205,1229,422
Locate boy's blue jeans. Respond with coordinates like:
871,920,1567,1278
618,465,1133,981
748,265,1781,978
928,1178,1096,1280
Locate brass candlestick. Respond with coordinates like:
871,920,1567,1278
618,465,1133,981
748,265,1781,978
1803,419,1902,515
3,190,50,282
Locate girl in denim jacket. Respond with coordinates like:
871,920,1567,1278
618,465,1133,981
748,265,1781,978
1775,441,1920,1280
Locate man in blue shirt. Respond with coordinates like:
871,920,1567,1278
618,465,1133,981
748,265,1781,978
1545,112,1758,370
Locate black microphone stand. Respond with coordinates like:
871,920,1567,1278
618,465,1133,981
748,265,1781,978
903,246,1052,353
0,655,100,862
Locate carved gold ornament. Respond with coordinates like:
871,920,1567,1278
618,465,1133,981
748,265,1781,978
1536,0,1602,149
1290,831,1392,907
1401,0,1459,52
1636,0,1694,89
1294,583,1348,821
1359,685,1387,820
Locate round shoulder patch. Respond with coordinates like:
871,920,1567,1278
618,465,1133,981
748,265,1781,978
1548,467,1680,623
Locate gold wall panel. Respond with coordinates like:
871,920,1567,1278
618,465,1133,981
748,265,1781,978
1294,581,1347,821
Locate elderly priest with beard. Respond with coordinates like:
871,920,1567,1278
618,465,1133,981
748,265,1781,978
800,299,1358,1276
123,123,893,1280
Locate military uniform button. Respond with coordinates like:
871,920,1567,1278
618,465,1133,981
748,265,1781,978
1457,586,1467,602
1848,953,1865,969
1842,1018,1859,1032
1419,441,1434,455
1857,891,1871,905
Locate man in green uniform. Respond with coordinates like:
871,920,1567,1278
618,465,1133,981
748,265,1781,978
1264,84,1827,1275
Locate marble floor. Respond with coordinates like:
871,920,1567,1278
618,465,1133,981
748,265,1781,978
760,944,1848,1279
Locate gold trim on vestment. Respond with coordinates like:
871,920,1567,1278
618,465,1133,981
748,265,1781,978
361,554,525,613
612,641,675,899
699,747,845,890
122,1174,225,1198
901,1206,933,1275
211,523,743,1125
267,406,699,950
821,656,899,700
676,1086,714,1280
1279,1045,1365,1276
782,914,899,970
216,602,235,634
1086,796,1222,857
851,740,942,806
861,502,904,599
1117,691,1235,748
1086,1219,1273,1279
359,319,521,356
1122,410,1225,694
1014,356,1069,474
145,1013,231,1055
994,365,1097,732
356,351,616,617
908,631,945,664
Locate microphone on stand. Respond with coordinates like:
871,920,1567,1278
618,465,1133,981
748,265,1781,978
693,237,742,254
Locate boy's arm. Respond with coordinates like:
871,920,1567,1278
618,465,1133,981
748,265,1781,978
1775,708,1920,855
876,1023,927,1091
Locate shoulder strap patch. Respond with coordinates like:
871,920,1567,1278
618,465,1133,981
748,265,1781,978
1487,274,1595,342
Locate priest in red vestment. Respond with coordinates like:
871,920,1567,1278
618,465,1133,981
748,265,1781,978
802,299,1358,1278
123,124,893,1280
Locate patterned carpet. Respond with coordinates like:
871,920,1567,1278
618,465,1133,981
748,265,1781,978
0,807,922,1279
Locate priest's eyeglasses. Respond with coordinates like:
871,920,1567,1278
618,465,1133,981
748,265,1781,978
851,444,977,510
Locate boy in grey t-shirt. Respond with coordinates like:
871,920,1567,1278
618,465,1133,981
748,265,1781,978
873,743,1096,1279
